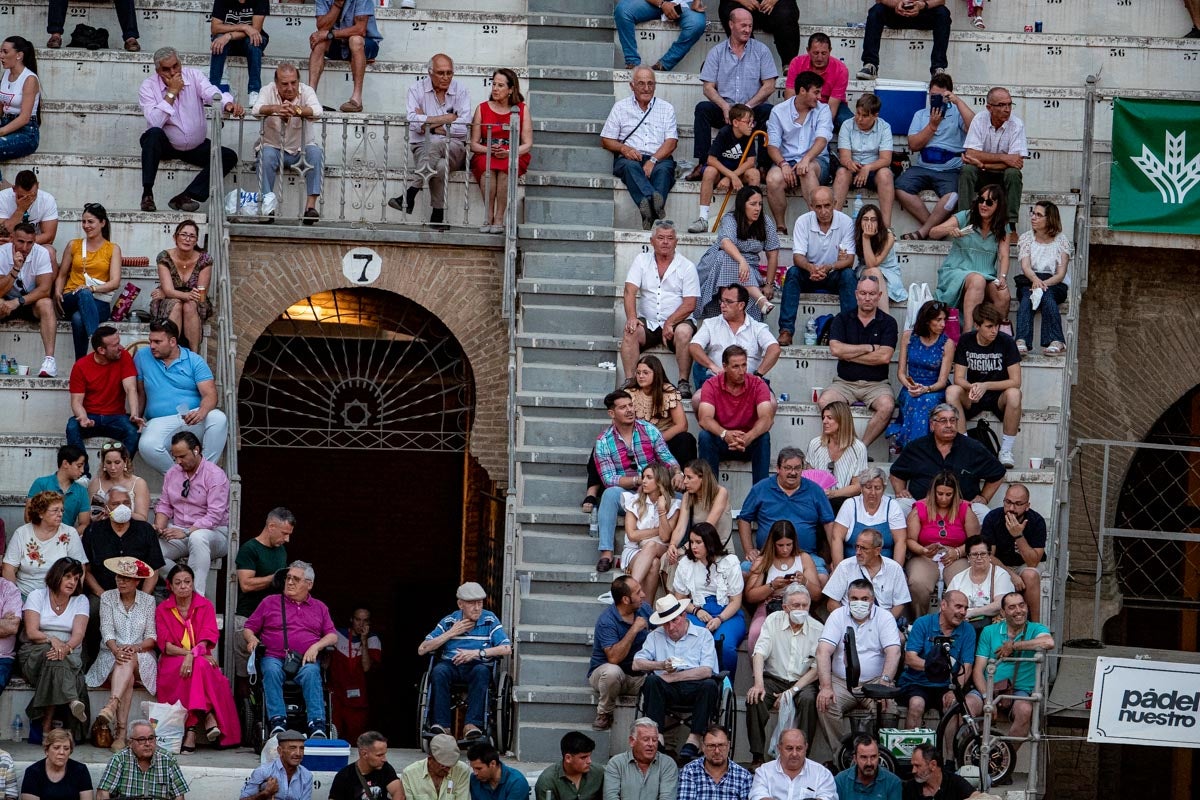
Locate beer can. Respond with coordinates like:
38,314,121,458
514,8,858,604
1024,24,1033,32
1035,20,1043,32
1085,690,1093,709
779,392,790,402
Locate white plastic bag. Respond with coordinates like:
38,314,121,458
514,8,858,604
904,282,934,331
766,688,797,758
141,700,188,754
224,189,277,216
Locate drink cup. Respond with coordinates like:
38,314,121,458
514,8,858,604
16,365,28,375
1030,457,1044,469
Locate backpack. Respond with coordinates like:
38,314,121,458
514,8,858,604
814,313,835,345
68,23,109,50
966,418,1000,457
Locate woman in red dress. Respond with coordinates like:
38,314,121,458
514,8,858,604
469,68,533,234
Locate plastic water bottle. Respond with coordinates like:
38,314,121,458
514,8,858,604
588,508,598,538
803,318,818,346
11,713,23,742
852,193,864,218
0,354,8,375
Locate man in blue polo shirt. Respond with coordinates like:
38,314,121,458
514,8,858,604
588,575,652,731
419,582,513,740
467,743,529,800
897,590,974,730
133,319,228,474
737,447,834,576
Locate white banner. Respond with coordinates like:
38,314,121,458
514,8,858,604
1088,657,1200,748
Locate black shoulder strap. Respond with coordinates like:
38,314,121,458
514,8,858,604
619,98,655,145
280,594,289,651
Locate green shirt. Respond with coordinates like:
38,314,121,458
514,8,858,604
401,759,471,800
28,474,89,529
234,537,288,617
98,747,189,799
975,620,1051,693
534,761,604,800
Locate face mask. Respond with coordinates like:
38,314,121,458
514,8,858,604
848,600,872,620
109,505,133,524
788,610,809,625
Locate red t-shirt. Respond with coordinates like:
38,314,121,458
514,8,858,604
785,54,850,104
69,350,137,415
702,373,772,432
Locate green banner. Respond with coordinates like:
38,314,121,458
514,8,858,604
1109,98,1200,234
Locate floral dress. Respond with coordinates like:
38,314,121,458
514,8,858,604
896,332,950,448
150,250,214,322
85,590,158,693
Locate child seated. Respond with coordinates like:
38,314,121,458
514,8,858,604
688,104,763,233
832,93,895,228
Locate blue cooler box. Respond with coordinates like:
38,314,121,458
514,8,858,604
873,79,928,136
302,738,353,773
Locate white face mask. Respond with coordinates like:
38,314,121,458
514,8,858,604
788,609,809,625
848,600,872,620
109,504,133,524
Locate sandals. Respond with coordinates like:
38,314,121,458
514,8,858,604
1044,341,1066,356
901,230,926,240
96,698,118,725
581,493,600,513
972,15,986,28
596,556,614,573
756,296,775,315
1015,339,1028,355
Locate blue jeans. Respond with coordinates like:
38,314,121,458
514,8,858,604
66,413,140,476
698,429,771,485
261,656,326,725
60,290,112,360
259,145,325,198
429,660,491,729
687,596,747,676
613,155,676,208
209,33,270,94
1015,274,1067,347
0,121,38,175
597,485,628,552
614,0,705,69
779,265,857,333
0,658,12,692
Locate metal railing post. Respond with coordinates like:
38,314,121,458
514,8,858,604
499,110,519,640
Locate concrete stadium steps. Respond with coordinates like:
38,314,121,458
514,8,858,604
0,318,199,366
0,433,166,494
620,21,1200,89
2,0,527,59
34,50,514,113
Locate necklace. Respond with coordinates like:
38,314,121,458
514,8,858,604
49,593,68,614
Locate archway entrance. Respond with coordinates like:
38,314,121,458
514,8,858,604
236,287,477,744
1109,385,1200,799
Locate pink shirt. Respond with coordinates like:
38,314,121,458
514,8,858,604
245,593,336,659
0,578,20,659
784,55,849,104
156,459,230,530
700,373,772,432
139,67,234,151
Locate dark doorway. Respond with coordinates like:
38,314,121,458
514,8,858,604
237,288,475,744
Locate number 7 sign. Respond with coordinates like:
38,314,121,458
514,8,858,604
342,247,383,285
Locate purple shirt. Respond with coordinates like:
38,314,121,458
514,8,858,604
0,578,20,659
139,67,233,150
156,459,230,530
245,593,336,659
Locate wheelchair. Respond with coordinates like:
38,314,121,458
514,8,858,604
415,653,513,753
634,639,738,757
240,644,337,753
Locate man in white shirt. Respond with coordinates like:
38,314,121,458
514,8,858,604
252,63,324,223
815,579,901,759
689,283,779,399
748,728,836,800
960,86,1028,240
0,170,58,265
746,584,823,768
392,53,472,229
765,70,833,232
621,221,700,397
770,188,855,345
0,223,58,377
823,528,910,618
601,67,679,230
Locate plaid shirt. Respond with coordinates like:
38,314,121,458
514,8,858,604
593,420,678,488
678,758,753,800
98,747,189,799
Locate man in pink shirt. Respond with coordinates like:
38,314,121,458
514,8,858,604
784,33,851,148
154,431,229,599
138,45,244,213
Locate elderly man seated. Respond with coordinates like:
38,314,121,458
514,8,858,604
243,560,338,739
604,718,678,800
822,528,909,618
749,729,835,800
252,63,324,223
418,582,513,740
241,729,312,800
97,719,189,800
746,584,823,768
601,67,678,230
631,595,720,762
897,590,974,730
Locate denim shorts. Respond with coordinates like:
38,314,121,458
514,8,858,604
896,164,958,196
326,37,380,61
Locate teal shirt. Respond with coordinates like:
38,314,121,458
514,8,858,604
834,766,903,800
470,764,530,800
975,620,1051,693
28,474,89,528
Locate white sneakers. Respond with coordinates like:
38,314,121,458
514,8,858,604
38,355,56,377
246,91,260,110
998,450,1015,469
400,0,415,7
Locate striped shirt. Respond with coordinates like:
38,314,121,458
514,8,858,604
601,95,678,157
593,420,679,488
962,113,1029,157
0,750,15,800
678,757,754,800
699,38,778,106
425,610,511,662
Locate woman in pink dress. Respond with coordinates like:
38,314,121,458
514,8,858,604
468,68,533,233
155,564,240,750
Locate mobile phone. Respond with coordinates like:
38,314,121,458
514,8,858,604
930,93,945,112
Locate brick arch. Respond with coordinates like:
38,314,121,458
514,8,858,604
225,236,509,481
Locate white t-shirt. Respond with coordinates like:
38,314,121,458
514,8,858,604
620,492,681,567
820,604,901,681
673,553,745,607
23,587,89,642
3,524,88,599
822,556,911,609
0,242,53,298
948,565,1016,616
0,188,59,233
834,495,907,536
624,252,700,331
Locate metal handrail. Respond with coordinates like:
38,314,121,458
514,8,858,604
499,105,520,636
980,651,1049,794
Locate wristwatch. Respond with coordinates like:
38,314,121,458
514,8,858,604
478,648,487,660
649,156,659,164
165,91,176,101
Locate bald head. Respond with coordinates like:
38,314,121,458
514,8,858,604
811,187,833,206
429,54,454,91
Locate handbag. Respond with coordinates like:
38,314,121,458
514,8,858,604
91,717,114,749
280,595,303,679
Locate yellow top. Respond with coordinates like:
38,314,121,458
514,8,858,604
63,238,115,293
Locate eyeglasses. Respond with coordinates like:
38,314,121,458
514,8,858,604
718,298,744,305
1029,211,1046,218
778,464,804,472
632,80,656,88
129,736,156,743
968,552,989,559
285,574,307,583
854,544,879,552
976,196,998,207
826,461,835,472
703,741,729,749
932,416,957,425
937,519,947,536
653,218,675,226
83,202,104,214
177,232,198,240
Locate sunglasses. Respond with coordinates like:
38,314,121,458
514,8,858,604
937,519,947,537
977,196,998,207
100,442,124,452
181,478,191,498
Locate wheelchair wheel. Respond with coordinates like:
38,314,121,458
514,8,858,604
241,695,264,754
492,670,513,753
955,729,1016,787
720,678,737,756
416,668,432,753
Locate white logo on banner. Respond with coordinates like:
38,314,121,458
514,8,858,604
1130,131,1200,205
